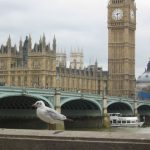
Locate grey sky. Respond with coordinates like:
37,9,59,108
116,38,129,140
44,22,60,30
0,0,149,78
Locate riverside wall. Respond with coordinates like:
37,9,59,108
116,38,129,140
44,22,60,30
0,129,150,150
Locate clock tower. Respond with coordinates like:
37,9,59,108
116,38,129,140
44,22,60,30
108,0,136,97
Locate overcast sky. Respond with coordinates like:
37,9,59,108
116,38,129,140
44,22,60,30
0,0,149,78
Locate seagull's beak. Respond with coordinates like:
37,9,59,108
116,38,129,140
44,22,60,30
32,103,36,108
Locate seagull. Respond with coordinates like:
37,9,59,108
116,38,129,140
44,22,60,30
32,100,71,124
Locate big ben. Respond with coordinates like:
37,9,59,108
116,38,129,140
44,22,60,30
108,0,136,97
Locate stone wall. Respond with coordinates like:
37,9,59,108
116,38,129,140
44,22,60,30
0,129,150,150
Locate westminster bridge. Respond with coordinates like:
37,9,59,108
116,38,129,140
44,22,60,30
0,86,150,129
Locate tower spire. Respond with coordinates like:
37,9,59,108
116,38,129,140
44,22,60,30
6,35,11,48
42,33,46,50
29,34,32,49
19,37,23,52
53,35,56,51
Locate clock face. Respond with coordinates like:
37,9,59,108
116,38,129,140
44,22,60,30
130,9,135,21
112,8,123,21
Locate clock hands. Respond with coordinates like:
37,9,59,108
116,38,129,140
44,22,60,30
112,8,123,21
116,12,120,16
116,12,120,20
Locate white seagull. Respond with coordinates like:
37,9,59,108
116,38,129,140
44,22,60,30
32,100,70,124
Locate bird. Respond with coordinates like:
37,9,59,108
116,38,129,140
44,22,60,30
32,100,71,124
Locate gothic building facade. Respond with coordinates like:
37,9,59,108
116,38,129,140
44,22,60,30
0,34,56,88
0,35,107,94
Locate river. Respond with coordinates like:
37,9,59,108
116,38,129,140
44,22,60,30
97,127,150,134
70,127,150,134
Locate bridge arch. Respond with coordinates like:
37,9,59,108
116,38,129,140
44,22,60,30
0,93,53,108
0,93,53,129
137,104,150,116
61,97,102,129
137,104,150,125
107,101,133,115
61,97,102,113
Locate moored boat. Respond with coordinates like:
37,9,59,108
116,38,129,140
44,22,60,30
109,113,144,127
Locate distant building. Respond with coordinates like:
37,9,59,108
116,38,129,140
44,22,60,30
0,35,108,94
56,50,67,67
70,50,83,69
136,60,150,100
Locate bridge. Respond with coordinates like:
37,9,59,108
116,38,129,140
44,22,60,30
0,86,150,129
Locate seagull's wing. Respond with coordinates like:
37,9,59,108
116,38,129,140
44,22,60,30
44,107,66,121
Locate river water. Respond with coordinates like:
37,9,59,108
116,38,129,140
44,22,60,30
71,127,150,134
96,127,150,134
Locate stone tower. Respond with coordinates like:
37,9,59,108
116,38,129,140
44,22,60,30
27,34,56,88
22,35,32,66
56,50,67,67
70,49,83,69
108,0,136,97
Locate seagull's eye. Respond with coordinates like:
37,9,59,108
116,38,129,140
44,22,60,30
37,102,41,106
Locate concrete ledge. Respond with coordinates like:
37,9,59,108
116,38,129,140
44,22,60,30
0,129,150,150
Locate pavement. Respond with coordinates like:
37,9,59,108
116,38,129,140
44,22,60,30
0,128,150,150
0,128,150,142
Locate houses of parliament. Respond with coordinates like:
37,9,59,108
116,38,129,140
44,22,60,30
0,0,136,98
0,34,106,95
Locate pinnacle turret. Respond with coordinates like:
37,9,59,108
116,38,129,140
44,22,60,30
6,35,11,48
53,35,56,51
